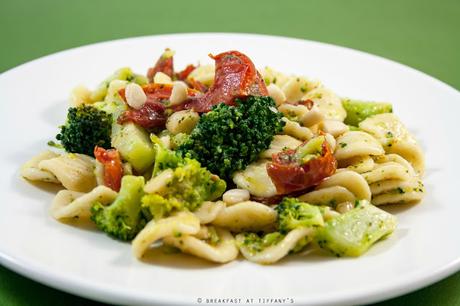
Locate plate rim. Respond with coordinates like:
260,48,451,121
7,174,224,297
1,32,459,306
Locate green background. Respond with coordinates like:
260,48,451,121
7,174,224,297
1,0,459,305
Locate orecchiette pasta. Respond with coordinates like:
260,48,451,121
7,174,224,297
362,161,411,185
261,67,320,100
164,226,239,263
193,201,226,224
363,153,425,205
38,153,97,192
132,212,201,259
51,186,117,220
281,118,314,141
359,113,424,174
374,154,417,176
334,131,385,160
319,120,349,137
317,170,371,201
222,189,250,206
260,66,291,88
236,228,313,264
144,169,174,194
266,83,286,106
338,155,375,174
371,177,425,205
299,186,356,206
21,151,60,184
324,133,337,152
300,106,324,127
260,135,302,159
212,201,277,232
233,160,277,198
302,87,346,121
278,103,310,122
281,78,312,103
94,160,105,186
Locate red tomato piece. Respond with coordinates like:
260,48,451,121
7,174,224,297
142,83,174,103
147,49,174,82
267,142,337,195
117,101,167,129
118,83,200,120
187,78,208,93
176,64,196,80
94,147,123,192
178,50,268,113
119,83,173,104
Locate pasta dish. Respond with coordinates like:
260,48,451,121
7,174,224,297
21,49,425,264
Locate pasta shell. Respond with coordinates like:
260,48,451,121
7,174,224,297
302,87,346,121
236,228,313,264
51,186,117,220
359,113,424,174
212,201,277,232
21,151,60,184
132,212,200,259
335,131,384,160
299,186,356,206
260,135,302,159
39,153,97,192
233,160,277,198
317,170,371,201
193,201,226,224
164,226,238,263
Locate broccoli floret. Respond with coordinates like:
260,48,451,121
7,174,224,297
142,136,226,220
237,232,285,256
315,200,397,257
90,175,145,241
342,99,393,126
275,198,324,233
150,134,182,176
170,133,190,149
177,96,285,180
237,198,325,258
56,105,112,156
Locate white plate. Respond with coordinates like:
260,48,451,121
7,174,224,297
0,33,459,306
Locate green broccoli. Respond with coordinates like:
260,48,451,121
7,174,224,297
177,96,285,180
342,99,393,126
236,232,285,256
315,200,397,257
142,136,226,220
275,198,324,234
170,133,190,149
90,175,146,241
150,134,182,177
56,105,112,156
236,198,324,259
